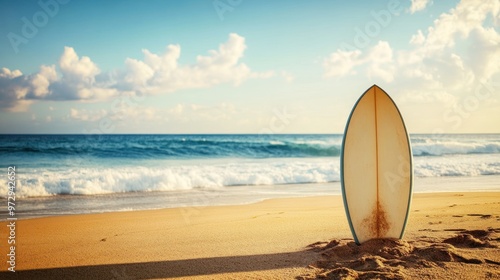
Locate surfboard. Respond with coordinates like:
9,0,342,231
341,84,413,245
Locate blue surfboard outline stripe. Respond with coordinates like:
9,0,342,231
340,84,413,245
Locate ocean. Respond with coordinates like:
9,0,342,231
1,134,499,219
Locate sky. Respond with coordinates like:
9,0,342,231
0,0,499,134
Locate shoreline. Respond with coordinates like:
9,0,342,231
6,174,500,221
7,189,500,223
1,192,500,279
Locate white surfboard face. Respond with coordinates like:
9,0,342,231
341,85,413,244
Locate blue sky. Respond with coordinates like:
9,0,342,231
0,0,499,133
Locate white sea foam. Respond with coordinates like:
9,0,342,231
3,159,340,198
414,154,500,177
3,152,499,198
412,139,500,156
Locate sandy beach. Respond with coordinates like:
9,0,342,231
1,192,499,279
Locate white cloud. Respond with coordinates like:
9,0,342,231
323,41,395,82
65,101,239,128
117,33,269,94
168,104,184,116
0,67,32,111
281,71,295,83
51,47,118,101
399,89,457,105
409,0,431,14
323,49,363,77
409,30,425,45
415,0,499,54
399,0,499,99
69,108,107,122
0,33,270,112
0,68,22,79
324,0,500,106
0,47,117,111
193,102,237,121
465,27,500,80
164,102,237,122
59,47,100,85
366,41,395,82
111,105,159,122
122,57,155,90
30,65,58,98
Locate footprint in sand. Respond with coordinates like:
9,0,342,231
467,213,492,219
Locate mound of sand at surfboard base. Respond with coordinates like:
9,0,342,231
300,228,500,280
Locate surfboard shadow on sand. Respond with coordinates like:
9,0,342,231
0,250,317,279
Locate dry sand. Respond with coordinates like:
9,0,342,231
1,192,499,279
